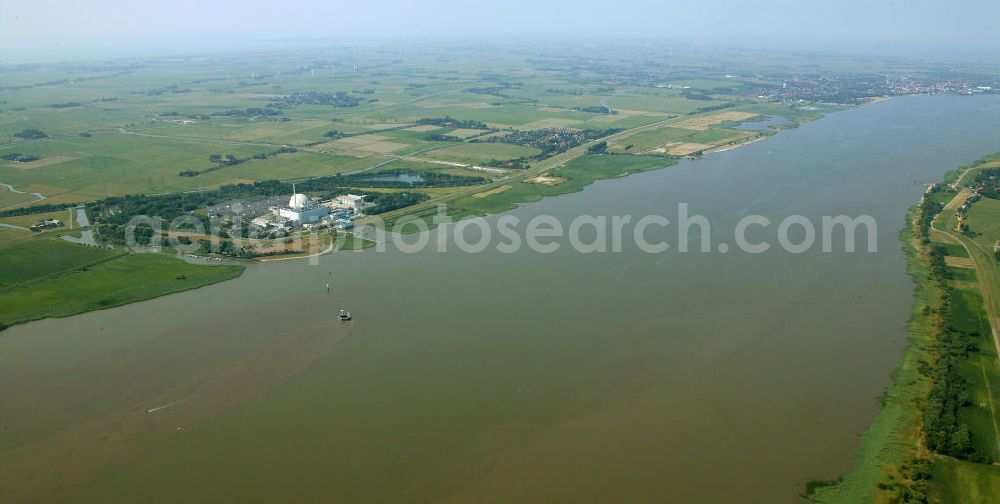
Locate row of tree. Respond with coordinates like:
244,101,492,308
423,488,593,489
475,127,622,159
1,152,41,162
179,147,297,177
415,117,488,129
13,128,48,139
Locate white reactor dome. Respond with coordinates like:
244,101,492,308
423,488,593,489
289,193,310,209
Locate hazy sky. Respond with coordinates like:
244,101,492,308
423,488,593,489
2,0,998,61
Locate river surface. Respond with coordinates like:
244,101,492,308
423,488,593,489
4,95,1000,502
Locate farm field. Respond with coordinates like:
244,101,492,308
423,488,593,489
608,125,754,155
0,185,38,208
0,207,75,228
937,215,1000,504
918,170,1000,499
0,227,30,245
0,237,122,289
963,194,1000,251
929,457,1000,503
0,42,828,212
421,143,541,165
944,272,1000,460
606,93,725,114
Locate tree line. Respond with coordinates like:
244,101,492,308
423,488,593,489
416,117,488,129
179,147,297,177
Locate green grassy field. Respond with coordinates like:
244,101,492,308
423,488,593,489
0,227,31,246
928,457,1000,503
0,213,244,330
0,43,822,211
0,252,243,328
421,142,542,164
948,282,1000,461
938,242,970,258
129,116,349,145
0,185,37,208
607,92,729,115
933,208,1000,328
964,197,1000,251
0,238,123,289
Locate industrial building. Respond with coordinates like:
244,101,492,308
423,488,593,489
277,192,330,225
334,194,365,213
251,187,365,230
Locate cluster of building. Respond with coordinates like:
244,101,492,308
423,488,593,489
955,186,985,232
30,218,63,232
750,74,999,105
251,188,365,231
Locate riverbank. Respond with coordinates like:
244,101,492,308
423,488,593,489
812,156,1000,502
808,212,937,503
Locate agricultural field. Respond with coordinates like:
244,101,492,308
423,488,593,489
421,143,541,165
604,92,724,115
929,457,1000,503
963,193,1000,250
608,124,758,155
923,178,1000,499
444,127,489,139
943,271,1000,456
0,237,121,289
0,185,38,208
0,43,806,211
0,207,74,228
0,227,30,246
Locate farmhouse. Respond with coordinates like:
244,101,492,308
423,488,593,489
30,219,63,232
